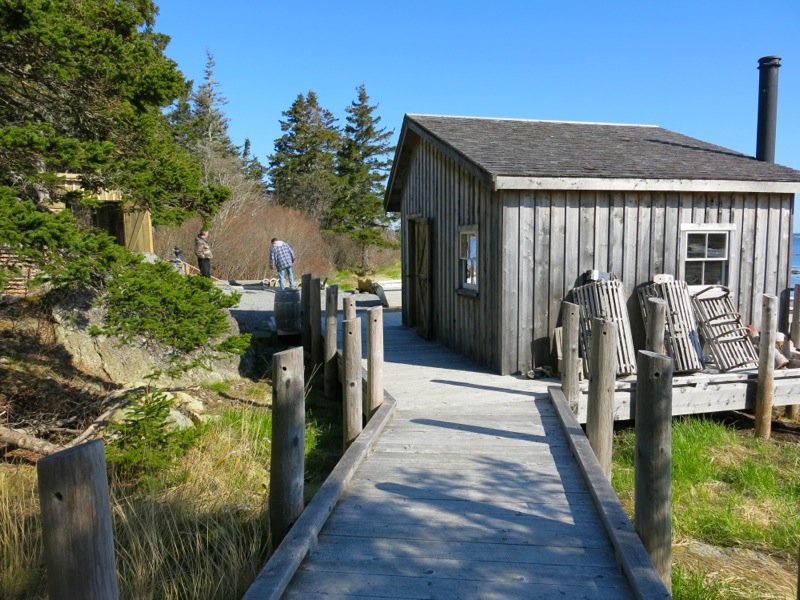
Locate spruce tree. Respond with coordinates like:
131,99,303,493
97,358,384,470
0,0,228,224
192,51,236,157
268,91,340,222
330,84,395,270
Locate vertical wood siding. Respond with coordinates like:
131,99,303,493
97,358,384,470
399,144,793,373
504,190,793,373
399,140,502,370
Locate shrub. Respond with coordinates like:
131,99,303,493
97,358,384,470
106,386,203,481
96,260,250,362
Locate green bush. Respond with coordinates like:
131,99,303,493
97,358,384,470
106,387,203,481
97,260,250,360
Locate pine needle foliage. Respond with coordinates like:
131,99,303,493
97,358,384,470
97,260,250,358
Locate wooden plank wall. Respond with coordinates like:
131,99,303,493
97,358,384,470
399,140,502,371
504,191,793,373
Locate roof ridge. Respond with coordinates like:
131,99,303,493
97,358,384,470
406,113,661,128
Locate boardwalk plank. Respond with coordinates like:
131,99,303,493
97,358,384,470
276,312,637,599
288,570,633,600
296,557,628,588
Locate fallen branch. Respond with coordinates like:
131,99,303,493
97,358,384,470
1,395,130,460
0,425,64,456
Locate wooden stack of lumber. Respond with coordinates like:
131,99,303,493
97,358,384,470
638,278,704,373
0,247,40,300
572,279,637,376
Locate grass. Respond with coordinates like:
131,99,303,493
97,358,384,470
612,414,800,599
0,375,342,600
329,260,401,292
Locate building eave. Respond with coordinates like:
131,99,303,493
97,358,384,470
492,176,800,194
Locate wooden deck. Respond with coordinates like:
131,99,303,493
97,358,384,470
244,311,668,599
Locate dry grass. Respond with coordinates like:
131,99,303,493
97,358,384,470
0,466,44,598
0,400,274,600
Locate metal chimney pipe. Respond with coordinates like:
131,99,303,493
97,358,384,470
756,55,781,163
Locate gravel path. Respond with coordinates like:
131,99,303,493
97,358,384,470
221,281,400,338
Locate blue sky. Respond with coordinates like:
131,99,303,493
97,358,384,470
154,0,800,228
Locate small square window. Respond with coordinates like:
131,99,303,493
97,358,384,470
683,228,730,286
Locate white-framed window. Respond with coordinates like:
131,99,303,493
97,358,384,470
680,223,735,286
459,226,478,291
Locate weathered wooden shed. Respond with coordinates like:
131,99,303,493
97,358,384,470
384,113,800,375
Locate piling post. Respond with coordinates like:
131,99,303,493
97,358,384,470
646,297,668,355
561,301,581,412
791,284,800,349
342,317,363,450
586,318,616,479
789,285,800,421
37,440,119,600
324,285,339,402
635,350,673,593
300,273,312,355
343,295,357,321
366,306,384,419
756,294,777,439
269,346,305,545
310,277,323,368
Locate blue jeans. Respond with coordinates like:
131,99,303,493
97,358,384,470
278,266,294,289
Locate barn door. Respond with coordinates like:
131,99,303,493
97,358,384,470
410,217,432,339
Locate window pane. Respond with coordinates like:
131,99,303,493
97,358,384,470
459,233,469,259
707,233,727,259
468,235,477,260
704,261,724,285
686,233,706,258
685,262,703,285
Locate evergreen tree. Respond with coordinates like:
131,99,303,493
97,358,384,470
268,91,340,222
0,0,228,224
191,51,236,157
240,138,268,183
330,84,395,269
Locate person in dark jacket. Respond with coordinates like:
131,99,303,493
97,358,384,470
269,238,296,289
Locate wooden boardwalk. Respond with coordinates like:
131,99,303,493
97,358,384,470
246,310,666,599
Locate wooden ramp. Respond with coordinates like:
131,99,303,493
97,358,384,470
246,312,667,599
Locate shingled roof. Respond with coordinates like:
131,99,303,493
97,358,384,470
385,114,800,210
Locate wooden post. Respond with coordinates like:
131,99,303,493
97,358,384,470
300,273,311,355
635,350,673,594
37,440,119,600
646,297,668,355
791,284,800,350
586,318,616,479
310,277,323,368
561,301,581,412
324,284,339,402
269,346,305,545
790,285,800,421
366,306,384,419
342,317,363,450
343,295,357,321
756,294,777,439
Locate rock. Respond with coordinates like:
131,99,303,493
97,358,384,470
166,408,194,430
52,303,245,388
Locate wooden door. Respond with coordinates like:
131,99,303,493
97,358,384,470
410,217,432,339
